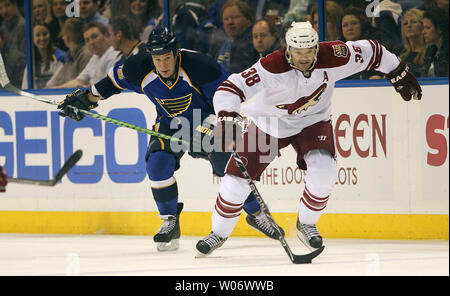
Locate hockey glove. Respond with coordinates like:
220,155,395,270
58,89,98,121
0,165,7,193
214,111,244,152
190,115,216,159
386,59,422,101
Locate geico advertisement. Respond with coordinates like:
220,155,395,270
0,85,448,213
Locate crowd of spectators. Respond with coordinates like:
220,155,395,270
0,0,448,89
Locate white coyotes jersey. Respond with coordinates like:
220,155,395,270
214,40,400,138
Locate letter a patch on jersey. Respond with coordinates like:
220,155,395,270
332,44,349,58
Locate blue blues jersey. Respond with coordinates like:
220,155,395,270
93,49,229,126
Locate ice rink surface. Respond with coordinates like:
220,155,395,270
0,234,447,276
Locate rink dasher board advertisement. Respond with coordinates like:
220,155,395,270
0,86,448,213
0,85,448,239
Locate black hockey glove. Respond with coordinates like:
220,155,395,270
0,165,7,193
214,111,244,152
58,89,98,121
189,116,216,160
386,59,422,101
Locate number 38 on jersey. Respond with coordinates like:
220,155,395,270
241,68,261,87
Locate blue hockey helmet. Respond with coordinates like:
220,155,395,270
147,27,178,56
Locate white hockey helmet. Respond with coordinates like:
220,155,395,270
285,21,319,70
285,21,319,50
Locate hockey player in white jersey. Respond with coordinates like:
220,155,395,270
196,21,422,256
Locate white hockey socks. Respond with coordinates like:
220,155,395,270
298,149,337,225
211,175,251,238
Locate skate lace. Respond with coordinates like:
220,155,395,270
255,215,275,235
159,216,176,234
302,224,320,240
204,233,223,247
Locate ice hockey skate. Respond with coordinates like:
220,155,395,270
195,232,228,258
296,218,323,251
246,212,285,240
153,203,183,252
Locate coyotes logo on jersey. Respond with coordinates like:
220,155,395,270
275,83,327,115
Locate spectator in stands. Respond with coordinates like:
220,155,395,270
101,0,129,20
252,18,280,58
173,2,202,50
216,0,258,73
33,0,63,49
55,22,119,88
399,8,427,77
0,0,26,87
202,0,227,30
310,1,343,41
22,23,65,88
108,15,146,62
49,0,68,50
47,18,92,87
197,0,227,56
370,0,403,54
129,0,160,43
341,7,371,42
340,6,384,79
422,7,449,77
32,0,52,25
80,0,108,27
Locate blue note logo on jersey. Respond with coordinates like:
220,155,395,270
156,94,193,117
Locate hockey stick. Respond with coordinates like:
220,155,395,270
0,83,189,146
7,150,83,186
231,151,325,264
0,53,190,148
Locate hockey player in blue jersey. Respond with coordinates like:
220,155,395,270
58,28,284,251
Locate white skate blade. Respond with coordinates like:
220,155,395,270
194,252,210,259
156,239,179,252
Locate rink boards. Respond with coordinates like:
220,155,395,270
0,84,448,239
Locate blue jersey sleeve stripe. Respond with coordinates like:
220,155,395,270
107,67,126,90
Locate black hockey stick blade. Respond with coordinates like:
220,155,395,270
7,150,83,186
51,149,83,185
290,245,325,264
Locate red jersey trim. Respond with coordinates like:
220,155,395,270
217,80,246,102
